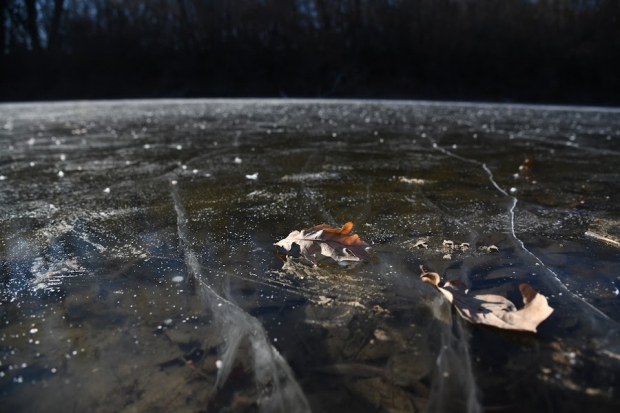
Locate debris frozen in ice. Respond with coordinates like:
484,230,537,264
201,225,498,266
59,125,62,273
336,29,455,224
399,176,432,185
281,172,339,182
585,231,620,247
414,239,429,248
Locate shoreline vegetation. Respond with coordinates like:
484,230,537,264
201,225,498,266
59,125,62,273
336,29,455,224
1,0,619,105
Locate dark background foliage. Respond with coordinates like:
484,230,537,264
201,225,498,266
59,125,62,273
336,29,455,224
1,0,619,104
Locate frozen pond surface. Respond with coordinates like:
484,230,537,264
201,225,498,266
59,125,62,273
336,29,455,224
1,99,620,412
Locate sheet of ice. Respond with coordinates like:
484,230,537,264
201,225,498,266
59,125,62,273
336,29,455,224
1,99,620,413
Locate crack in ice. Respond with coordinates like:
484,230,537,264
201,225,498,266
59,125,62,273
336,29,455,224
429,140,619,325
171,184,311,413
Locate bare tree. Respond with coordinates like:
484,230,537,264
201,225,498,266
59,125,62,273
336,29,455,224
0,0,7,55
0,0,617,103
47,0,65,50
24,0,41,51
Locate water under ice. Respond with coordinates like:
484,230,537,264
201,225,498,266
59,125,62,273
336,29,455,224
1,99,620,412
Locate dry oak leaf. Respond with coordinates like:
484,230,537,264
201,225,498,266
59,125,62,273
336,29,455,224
275,222,370,265
420,266,553,333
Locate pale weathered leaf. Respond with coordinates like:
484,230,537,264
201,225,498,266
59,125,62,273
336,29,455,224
275,222,370,265
420,266,553,332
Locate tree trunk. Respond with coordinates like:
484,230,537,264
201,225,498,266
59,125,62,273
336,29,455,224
176,0,193,50
0,0,7,55
48,0,65,51
314,0,331,32
24,0,41,52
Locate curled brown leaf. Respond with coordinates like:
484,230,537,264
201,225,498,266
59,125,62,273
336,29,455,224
420,266,553,333
275,222,370,265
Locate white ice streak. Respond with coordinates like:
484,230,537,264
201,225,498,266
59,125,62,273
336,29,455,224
427,321,481,413
281,172,339,182
515,134,620,157
30,255,83,292
585,231,620,247
70,227,107,253
171,186,310,413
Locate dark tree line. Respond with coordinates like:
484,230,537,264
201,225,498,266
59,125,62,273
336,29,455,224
1,0,619,104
